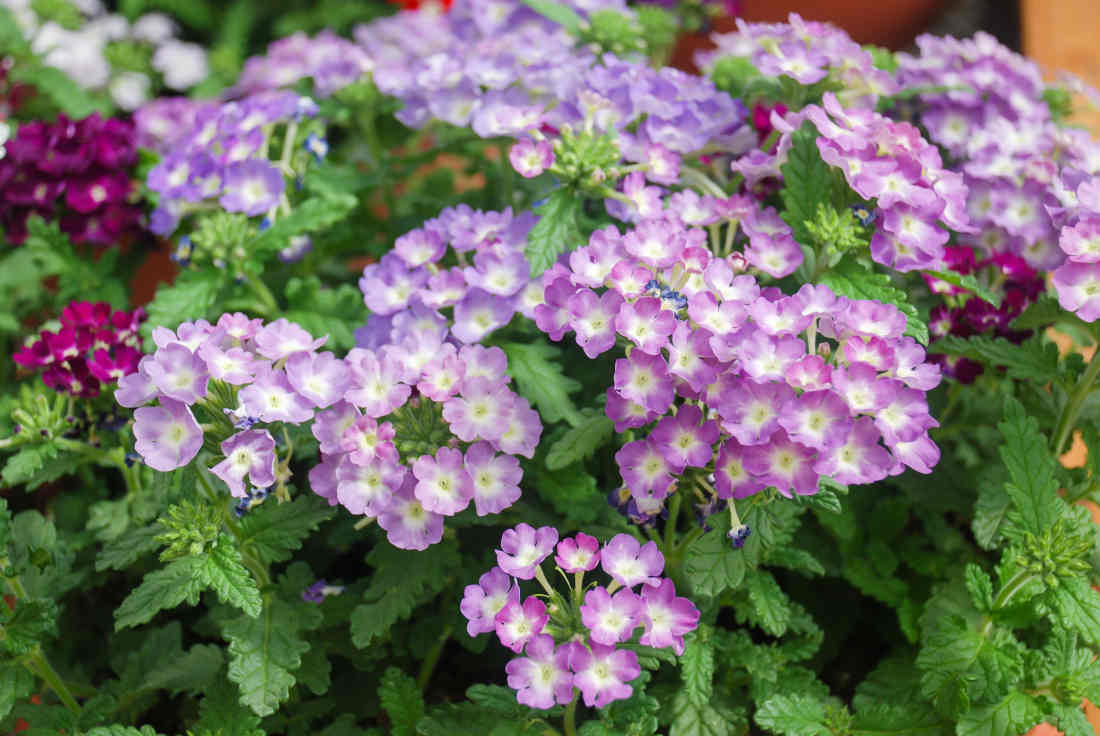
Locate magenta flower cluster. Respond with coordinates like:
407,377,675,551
535,213,942,519
146,90,319,235
356,205,541,347
0,113,141,245
14,301,145,398
461,525,698,709
697,13,897,106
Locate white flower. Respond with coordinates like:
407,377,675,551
131,12,177,43
110,71,151,111
152,40,209,90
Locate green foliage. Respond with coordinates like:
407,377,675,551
545,408,614,470
378,667,424,736
531,463,605,524
997,398,1062,536
236,495,334,566
524,189,585,277
284,277,367,352
931,336,1060,383
924,270,1003,308
500,341,584,426
142,270,226,339
518,0,583,34
780,122,850,250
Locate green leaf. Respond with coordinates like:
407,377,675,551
670,691,732,736
680,626,715,706
500,342,584,426
237,495,334,566
96,525,162,572
284,277,367,352
924,270,1002,308
1048,704,1096,736
524,188,584,278
780,121,839,248
518,0,584,33
84,727,166,736
755,694,832,736
194,678,263,736
850,704,951,736
964,564,995,613
930,336,1059,383
142,644,224,695
196,536,262,618
972,485,1012,550
545,408,614,470
296,643,332,696
0,666,34,720
955,691,1043,736
1,442,80,489
684,525,745,597
1047,577,1100,648
224,597,312,717
9,63,109,118
745,570,792,637
142,270,224,339
0,598,58,655
350,539,460,648
997,398,1062,535
114,555,207,630
820,259,928,345
379,667,425,736
531,464,604,524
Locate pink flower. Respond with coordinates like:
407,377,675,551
599,534,664,588
461,567,519,637
495,596,548,653
412,446,474,516
638,579,699,655
555,533,600,573
505,635,574,709
570,642,640,708
580,587,642,645
464,442,522,516
496,523,558,580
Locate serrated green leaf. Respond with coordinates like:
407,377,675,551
754,694,832,736
379,667,424,736
780,121,838,248
955,691,1043,736
1047,577,1100,648
296,643,331,696
84,726,166,736
745,570,792,637
350,539,460,648
680,626,715,706
237,495,334,566
924,270,1002,308
500,342,584,426
96,525,162,572
250,194,357,262
142,271,224,340
524,188,584,277
850,704,950,736
684,525,745,598
545,409,613,470
194,675,264,736
820,259,928,345
670,691,732,736
767,547,825,577
964,564,995,613
0,598,58,655
224,597,311,717
972,485,1012,550
114,555,207,630
143,644,224,695
0,661,35,720
930,336,1059,383
1,442,74,488
197,536,262,618
997,398,1062,535
531,464,604,523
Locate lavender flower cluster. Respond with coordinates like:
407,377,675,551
535,211,941,520
145,90,322,236
113,313,540,550
462,525,698,709
697,13,897,106
234,30,373,99
356,205,543,346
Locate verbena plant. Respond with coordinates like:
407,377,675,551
2,3,1100,736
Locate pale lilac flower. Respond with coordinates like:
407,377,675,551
505,635,574,709
509,138,554,178
555,533,601,573
345,351,412,418
198,344,261,385
412,446,474,516
886,432,940,475
615,440,675,499
496,523,558,580
580,587,642,645
717,378,794,446
253,319,327,360
417,352,466,402
570,643,640,708
219,160,285,216
777,390,853,451
461,567,519,637
464,442,522,515
495,597,548,653
666,322,719,392
145,343,209,404
378,474,445,550
874,388,937,443
211,430,277,498
286,350,350,408
459,344,509,387
638,579,699,655
534,276,577,341
600,534,663,588
496,397,542,459
308,456,340,506
1060,220,1100,263
742,429,818,497
114,358,157,407
465,251,529,297
568,289,623,359
394,228,446,268
815,416,893,485
443,378,515,443
452,288,515,343
1053,261,1100,322
133,398,203,471
337,456,403,516
613,352,675,415
239,368,315,424
830,363,894,414
615,296,675,354
649,405,719,472
312,401,361,454
605,389,657,432
217,312,264,342
340,415,398,467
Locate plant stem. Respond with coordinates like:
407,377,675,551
664,492,682,552
498,141,515,207
417,623,453,692
563,693,579,736
245,274,280,315
26,648,81,715
1053,351,1100,456
679,166,727,198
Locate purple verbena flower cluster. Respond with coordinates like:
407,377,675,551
0,113,141,244
697,13,897,106
145,90,321,235
461,526,699,709
235,31,373,99
356,205,541,345
535,214,942,521
14,301,145,398
134,97,220,155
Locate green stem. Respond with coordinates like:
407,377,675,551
664,492,682,552
679,166,727,198
245,274,280,315
1053,351,1100,456
563,693,579,736
26,648,80,715
498,141,515,207
417,623,453,692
